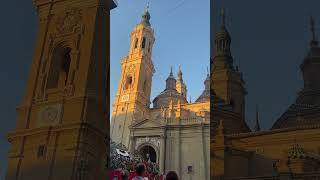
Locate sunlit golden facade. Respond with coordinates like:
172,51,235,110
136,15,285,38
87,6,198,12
110,9,210,179
5,1,109,179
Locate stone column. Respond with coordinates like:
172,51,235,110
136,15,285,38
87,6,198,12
160,135,166,174
178,122,182,177
201,124,209,180
128,135,136,153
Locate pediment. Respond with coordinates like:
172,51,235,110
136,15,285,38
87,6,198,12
130,118,163,129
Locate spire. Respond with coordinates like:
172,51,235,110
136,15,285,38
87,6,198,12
141,2,151,26
254,104,261,131
205,66,210,90
310,16,318,47
221,8,226,27
213,8,233,69
177,65,183,82
166,66,176,90
169,65,174,77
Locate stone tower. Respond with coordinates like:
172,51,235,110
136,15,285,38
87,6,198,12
176,65,187,99
6,1,108,180
110,7,155,147
212,8,246,118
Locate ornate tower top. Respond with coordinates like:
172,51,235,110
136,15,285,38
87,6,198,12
141,3,151,26
213,8,233,70
212,7,247,120
299,16,320,91
166,66,176,90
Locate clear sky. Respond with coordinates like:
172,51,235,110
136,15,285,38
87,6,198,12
110,0,210,114
212,0,320,129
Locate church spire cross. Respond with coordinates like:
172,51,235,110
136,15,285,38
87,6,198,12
221,8,226,27
310,16,318,47
141,1,151,26
254,104,261,131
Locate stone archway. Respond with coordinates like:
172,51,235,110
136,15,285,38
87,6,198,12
139,145,157,163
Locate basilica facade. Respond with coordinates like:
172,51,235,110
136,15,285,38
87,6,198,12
211,10,320,179
110,9,210,180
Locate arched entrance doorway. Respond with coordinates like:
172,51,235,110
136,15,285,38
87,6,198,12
139,145,157,163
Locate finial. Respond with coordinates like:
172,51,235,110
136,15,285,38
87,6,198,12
310,16,318,47
311,16,316,41
146,0,150,11
177,64,183,81
254,104,261,131
168,65,174,78
141,1,151,26
221,8,226,26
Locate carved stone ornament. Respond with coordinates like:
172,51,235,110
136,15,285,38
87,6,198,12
128,64,136,73
135,137,161,150
38,104,62,127
63,85,74,97
54,8,82,36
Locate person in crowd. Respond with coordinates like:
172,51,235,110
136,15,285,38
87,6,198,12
165,171,179,180
133,163,146,180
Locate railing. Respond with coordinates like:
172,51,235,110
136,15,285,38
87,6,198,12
166,117,209,125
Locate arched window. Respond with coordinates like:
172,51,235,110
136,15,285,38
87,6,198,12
143,80,147,93
134,38,138,49
62,49,71,85
46,47,72,89
142,37,146,49
124,75,133,90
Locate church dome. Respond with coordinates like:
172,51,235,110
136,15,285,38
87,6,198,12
196,71,210,103
153,67,187,108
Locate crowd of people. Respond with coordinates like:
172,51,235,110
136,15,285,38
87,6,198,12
132,163,179,180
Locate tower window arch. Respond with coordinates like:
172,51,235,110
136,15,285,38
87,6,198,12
142,37,146,49
134,38,138,49
143,79,147,93
47,47,72,89
124,75,133,90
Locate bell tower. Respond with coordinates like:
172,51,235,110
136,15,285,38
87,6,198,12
111,7,155,147
212,8,246,118
6,1,108,180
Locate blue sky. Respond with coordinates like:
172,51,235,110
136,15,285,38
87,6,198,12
110,0,210,114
